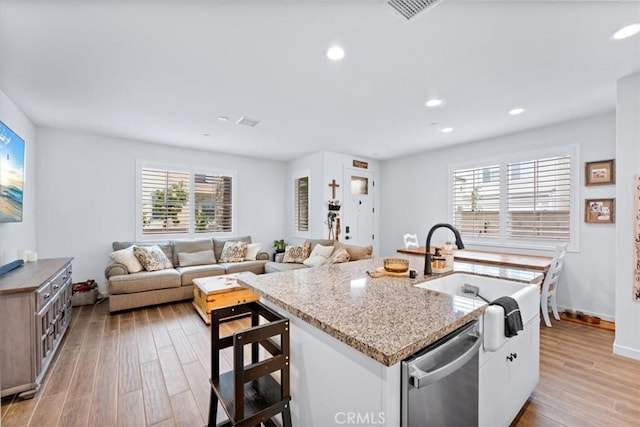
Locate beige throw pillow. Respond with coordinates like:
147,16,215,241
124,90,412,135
178,249,216,267
219,241,248,262
324,247,351,265
303,244,335,267
133,245,173,272
244,243,262,261
282,242,310,263
110,246,144,273
335,241,373,261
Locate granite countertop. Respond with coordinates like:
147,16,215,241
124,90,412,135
238,256,534,367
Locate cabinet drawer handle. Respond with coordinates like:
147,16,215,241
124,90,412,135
53,284,59,290
43,293,50,300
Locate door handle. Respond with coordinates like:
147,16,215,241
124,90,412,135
408,330,481,389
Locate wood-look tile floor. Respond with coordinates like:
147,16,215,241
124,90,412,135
1,301,639,426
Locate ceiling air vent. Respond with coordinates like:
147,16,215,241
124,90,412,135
388,0,444,20
236,116,260,127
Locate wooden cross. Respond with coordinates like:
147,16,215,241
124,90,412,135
329,179,340,199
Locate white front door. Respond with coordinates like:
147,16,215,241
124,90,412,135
342,168,374,247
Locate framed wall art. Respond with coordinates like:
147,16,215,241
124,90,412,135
585,198,615,223
585,159,615,186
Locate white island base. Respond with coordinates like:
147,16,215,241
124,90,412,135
261,298,402,426
262,298,539,427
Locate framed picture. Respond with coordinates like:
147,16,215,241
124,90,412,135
585,198,615,223
585,159,615,186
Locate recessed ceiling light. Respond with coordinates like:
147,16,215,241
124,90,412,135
326,46,345,61
203,133,210,137
217,116,229,122
425,98,443,107
441,127,454,133
508,107,526,116
611,23,640,40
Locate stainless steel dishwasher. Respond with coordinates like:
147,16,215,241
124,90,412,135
401,320,481,427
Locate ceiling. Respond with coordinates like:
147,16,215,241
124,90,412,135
1,0,639,161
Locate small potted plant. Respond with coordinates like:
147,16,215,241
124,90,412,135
273,239,287,253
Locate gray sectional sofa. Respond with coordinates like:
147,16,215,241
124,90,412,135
264,239,373,273
105,236,268,313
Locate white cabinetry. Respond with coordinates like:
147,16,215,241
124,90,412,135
479,316,540,427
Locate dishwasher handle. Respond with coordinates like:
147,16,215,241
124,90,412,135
409,331,481,389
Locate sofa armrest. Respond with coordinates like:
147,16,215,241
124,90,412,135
105,260,128,279
256,251,269,261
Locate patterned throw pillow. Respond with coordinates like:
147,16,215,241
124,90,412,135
282,242,310,264
324,247,351,265
133,245,173,272
110,245,144,273
219,241,248,262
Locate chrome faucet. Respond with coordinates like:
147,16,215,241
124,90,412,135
424,223,465,275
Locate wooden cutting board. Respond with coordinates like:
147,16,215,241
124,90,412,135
367,267,412,278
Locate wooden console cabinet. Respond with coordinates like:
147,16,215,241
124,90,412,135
0,258,73,399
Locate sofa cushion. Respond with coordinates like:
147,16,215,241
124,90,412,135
334,241,373,261
134,245,174,271
303,244,334,267
172,238,215,266
220,260,267,275
110,246,144,273
113,241,174,266
177,264,227,286
265,262,309,274
178,249,216,267
219,241,249,262
307,239,336,252
325,247,351,264
109,269,181,295
213,236,252,261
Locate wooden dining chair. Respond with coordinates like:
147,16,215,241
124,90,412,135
540,243,568,327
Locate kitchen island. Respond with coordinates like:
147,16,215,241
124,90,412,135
237,257,541,426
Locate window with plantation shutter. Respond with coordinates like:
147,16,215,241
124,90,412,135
507,156,571,241
449,145,578,250
294,176,309,232
138,163,236,238
194,173,233,233
141,168,191,235
452,165,501,237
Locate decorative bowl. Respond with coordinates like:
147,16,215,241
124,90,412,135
383,258,409,273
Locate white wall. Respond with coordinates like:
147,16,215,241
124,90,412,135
0,90,36,265
35,127,286,285
286,151,380,254
380,113,616,320
614,72,640,360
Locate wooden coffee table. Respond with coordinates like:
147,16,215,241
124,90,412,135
192,274,259,324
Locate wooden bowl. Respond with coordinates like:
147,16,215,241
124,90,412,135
384,258,409,273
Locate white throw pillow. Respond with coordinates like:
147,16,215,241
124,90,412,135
110,246,144,273
244,243,262,261
303,244,335,267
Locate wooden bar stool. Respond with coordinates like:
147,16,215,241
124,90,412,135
208,301,292,427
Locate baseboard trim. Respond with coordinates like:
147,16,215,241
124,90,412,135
559,311,615,331
556,305,614,322
613,342,640,361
